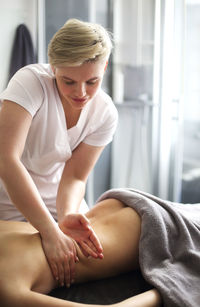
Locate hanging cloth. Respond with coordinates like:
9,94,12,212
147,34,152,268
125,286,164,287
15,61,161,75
8,24,37,81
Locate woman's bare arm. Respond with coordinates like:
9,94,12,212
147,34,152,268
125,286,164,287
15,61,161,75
56,142,104,217
0,100,77,286
56,142,105,258
0,101,56,233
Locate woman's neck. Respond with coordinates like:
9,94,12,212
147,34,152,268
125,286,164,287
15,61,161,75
61,99,82,130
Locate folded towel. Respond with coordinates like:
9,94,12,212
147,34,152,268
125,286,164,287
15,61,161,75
8,24,36,81
97,188,200,307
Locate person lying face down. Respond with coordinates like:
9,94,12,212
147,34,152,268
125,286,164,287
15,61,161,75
0,198,162,307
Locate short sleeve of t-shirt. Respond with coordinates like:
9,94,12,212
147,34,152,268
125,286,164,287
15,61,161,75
83,93,118,147
0,66,44,117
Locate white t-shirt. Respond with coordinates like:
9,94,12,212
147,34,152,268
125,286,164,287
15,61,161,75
0,64,118,220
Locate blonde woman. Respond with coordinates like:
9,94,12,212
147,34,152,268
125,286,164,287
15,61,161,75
0,19,118,287
0,197,162,307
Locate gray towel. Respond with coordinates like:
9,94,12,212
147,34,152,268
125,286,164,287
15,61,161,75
8,24,36,81
97,188,200,307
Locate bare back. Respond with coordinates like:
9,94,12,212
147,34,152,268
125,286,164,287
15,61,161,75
0,220,55,294
0,199,141,295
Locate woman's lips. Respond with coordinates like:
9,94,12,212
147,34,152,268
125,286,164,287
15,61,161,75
69,97,89,109
73,98,87,102
71,97,89,105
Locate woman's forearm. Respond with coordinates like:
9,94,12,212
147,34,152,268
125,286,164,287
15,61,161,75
56,177,86,221
0,157,80,286
0,157,58,234
56,142,104,222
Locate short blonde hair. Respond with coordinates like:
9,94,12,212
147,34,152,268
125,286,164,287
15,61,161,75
48,18,113,67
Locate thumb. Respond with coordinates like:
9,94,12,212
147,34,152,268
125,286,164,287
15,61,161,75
79,214,91,228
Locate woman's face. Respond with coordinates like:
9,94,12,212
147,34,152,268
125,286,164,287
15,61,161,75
53,60,107,110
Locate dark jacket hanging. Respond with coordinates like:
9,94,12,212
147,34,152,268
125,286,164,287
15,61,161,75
8,24,37,81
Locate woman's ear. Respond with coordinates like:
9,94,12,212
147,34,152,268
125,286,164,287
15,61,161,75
104,60,108,72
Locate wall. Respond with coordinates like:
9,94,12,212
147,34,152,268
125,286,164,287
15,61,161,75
45,0,89,61
0,0,37,92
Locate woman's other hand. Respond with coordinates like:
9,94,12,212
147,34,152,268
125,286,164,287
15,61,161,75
59,213,103,259
41,227,78,287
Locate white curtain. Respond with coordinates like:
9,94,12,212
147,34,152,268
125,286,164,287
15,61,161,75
156,0,185,201
111,0,185,201
111,103,152,193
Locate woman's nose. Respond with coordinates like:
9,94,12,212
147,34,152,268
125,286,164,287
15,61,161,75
75,83,86,97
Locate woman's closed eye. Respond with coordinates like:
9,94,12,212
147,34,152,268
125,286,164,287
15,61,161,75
62,76,99,86
86,78,99,85
64,80,75,85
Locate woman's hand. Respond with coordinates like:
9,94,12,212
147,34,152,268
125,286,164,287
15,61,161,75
59,214,103,259
40,227,78,287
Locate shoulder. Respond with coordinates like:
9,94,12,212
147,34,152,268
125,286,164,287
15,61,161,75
24,63,54,78
95,89,114,107
81,91,118,146
85,89,118,134
93,89,118,121
17,63,54,85
0,64,54,117
5,63,54,96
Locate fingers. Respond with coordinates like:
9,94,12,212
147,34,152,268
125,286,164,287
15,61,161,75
80,241,98,258
49,244,77,287
50,261,59,283
54,253,77,287
89,228,103,253
67,253,76,286
41,229,79,288
79,240,103,259
80,215,104,257
57,260,65,287
78,244,90,257
63,243,77,287
63,255,71,288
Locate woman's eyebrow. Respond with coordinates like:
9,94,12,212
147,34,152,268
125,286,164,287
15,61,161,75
62,76,99,82
62,76,74,81
88,77,99,81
